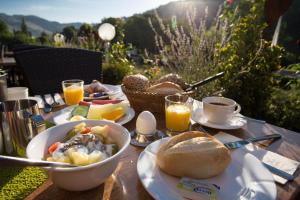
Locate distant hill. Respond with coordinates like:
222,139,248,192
0,13,82,37
0,0,223,38
148,0,223,22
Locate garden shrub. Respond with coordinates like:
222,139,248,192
217,0,283,119
102,42,134,84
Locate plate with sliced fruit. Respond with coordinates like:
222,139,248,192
53,99,135,125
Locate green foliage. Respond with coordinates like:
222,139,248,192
0,19,13,45
37,32,50,45
12,31,36,45
124,15,156,53
62,26,77,42
217,0,283,118
20,18,29,35
266,87,300,131
103,42,134,84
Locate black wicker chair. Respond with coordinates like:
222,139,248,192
12,44,51,53
14,48,103,95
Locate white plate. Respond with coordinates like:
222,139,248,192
137,138,276,200
192,101,247,130
53,106,135,126
84,84,121,101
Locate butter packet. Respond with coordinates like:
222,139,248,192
177,177,220,200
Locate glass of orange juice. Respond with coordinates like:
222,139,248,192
62,79,84,105
165,94,193,136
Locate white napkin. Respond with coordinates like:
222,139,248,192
34,93,65,108
215,132,299,184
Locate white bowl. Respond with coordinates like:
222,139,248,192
26,120,131,191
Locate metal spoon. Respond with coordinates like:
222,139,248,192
42,95,52,113
0,155,76,168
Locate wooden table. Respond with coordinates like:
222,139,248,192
20,109,300,200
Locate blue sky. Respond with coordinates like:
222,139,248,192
0,0,177,23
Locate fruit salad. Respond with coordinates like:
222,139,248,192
46,123,118,166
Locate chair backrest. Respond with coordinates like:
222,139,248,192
14,48,103,95
12,44,51,53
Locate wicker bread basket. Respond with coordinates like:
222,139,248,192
121,85,195,113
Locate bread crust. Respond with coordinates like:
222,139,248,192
146,82,183,95
123,74,150,91
156,131,231,179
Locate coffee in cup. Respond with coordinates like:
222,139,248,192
202,96,241,124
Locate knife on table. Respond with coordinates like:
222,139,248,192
223,134,295,181
223,134,281,149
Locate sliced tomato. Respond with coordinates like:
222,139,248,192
81,127,91,134
48,142,60,154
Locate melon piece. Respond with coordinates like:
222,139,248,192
86,105,103,120
87,102,129,120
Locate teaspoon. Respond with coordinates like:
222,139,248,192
0,155,76,168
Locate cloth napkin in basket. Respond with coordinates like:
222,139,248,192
214,132,299,184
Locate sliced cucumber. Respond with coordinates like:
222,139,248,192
71,105,89,117
63,129,76,142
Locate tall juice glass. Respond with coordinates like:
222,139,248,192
62,80,84,105
165,94,193,136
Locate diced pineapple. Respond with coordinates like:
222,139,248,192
70,151,89,166
57,156,71,164
88,150,106,164
105,136,115,144
91,125,109,138
74,122,86,133
47,156,55,162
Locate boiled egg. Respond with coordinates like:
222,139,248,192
136,111,157,135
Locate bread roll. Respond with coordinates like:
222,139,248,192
146,82,183,95
156,131,231,179
123,74,150,91
156,73,189,90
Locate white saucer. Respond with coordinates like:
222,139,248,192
192,103,247,130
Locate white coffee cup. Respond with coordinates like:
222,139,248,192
7,87,29,100
202,96,241,124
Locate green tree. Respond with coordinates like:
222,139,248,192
124,15,156,52
62,26,77,42
20,18,29,35
78,23,94,37
37,32,50,45
0,20,10,36
0,20,13,47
